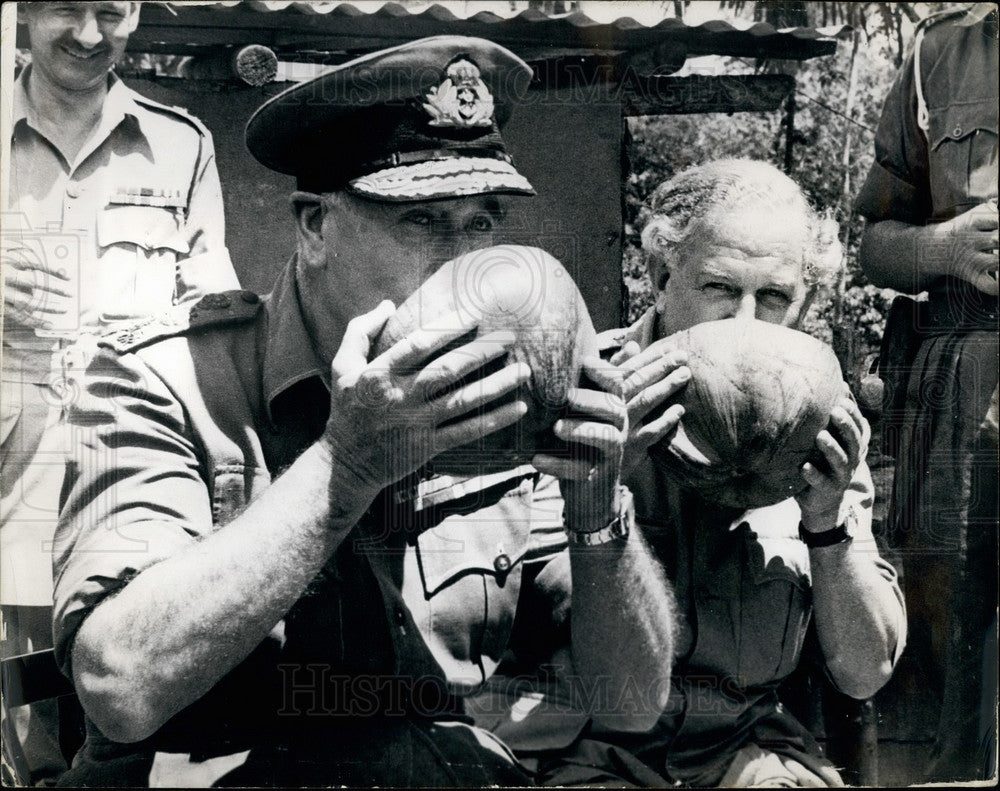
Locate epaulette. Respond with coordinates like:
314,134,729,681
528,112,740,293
913,5,981,132
915,5,978,34
131,91,211,137
99,290,264,354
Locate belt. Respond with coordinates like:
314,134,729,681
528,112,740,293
926,278,999,332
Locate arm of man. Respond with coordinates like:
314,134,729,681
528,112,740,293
533,357,676,733
796,396,906,700
859,209,998,296
61,303,529,743
855,40,998,295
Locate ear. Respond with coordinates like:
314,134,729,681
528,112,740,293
640,217,677,292
127,3,142,34
643,254,669,294
290,191,327,268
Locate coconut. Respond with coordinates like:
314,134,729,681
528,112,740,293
373,245,597,474
648,318,844,509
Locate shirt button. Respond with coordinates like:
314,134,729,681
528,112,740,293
65,183,81,199
953,125,963,137
494,553,512,574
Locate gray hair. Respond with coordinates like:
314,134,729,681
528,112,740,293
640,159,841,289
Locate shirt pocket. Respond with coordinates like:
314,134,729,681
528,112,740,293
927,100,999,212
409,478,534,686
415,485,532,597
696,529,811,690
735,533,812,688
96,204,190,320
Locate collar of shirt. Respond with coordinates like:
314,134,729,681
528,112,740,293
632,306,659,349
261,256,328,424
12,66,146,171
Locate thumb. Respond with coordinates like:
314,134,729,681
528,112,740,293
331,300,395,381
970,269,1000,297
610,340,641,367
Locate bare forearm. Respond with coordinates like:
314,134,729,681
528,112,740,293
72,442,376,742
860,208,1000,296
809,542,904,700
569,528,675,732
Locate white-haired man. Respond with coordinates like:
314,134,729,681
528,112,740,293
498,160,906,787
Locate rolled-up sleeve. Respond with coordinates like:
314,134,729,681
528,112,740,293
840,457,908,670
52,346,212,678
855,49,933,225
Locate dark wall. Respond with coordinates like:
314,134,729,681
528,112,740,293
127,77,624,331
499,85,624,332
126,79,297,295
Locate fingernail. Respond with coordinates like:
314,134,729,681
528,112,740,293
676,366,692,381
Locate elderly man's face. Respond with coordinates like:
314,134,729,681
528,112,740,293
655,208,810,338
23,2,138,93
300,192,510,357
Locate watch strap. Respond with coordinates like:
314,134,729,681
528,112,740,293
798,520,852,548
567,486,634,546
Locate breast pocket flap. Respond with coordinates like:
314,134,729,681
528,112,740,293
416,505,531,597
98,204,189,254
929,100,998,150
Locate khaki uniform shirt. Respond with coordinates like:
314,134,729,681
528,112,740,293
4,66,239,382
52,262,569,785
588,311,906,785
855,5,998,318
2,67,240,607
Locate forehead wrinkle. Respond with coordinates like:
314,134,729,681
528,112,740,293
685,250,803,288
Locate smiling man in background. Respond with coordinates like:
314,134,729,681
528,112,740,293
1,3,237,783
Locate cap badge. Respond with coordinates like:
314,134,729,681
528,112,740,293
423,58,495,129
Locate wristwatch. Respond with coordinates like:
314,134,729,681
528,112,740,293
799,505,857,549
567,485,634,546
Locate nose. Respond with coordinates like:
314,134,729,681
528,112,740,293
428,222,487,262
73,12,103,49
452,233,488,259
731,293,757,321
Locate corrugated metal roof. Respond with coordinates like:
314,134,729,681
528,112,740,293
118,1,848,62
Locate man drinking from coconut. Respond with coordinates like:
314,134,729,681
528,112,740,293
508,160,906,787
48,36,678,787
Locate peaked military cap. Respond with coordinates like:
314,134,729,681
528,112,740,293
245,36,536,202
